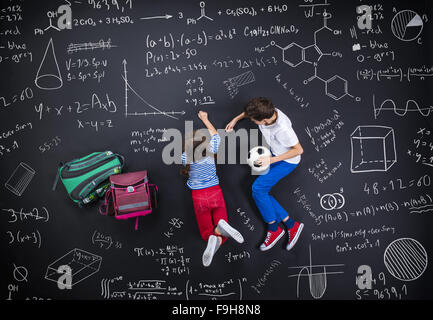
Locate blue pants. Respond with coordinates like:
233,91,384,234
252,161,298,224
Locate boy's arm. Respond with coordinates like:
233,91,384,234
257,142,304,166
225,112,246,132
269,126,303,164
270,142,304,164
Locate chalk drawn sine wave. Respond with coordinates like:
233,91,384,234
373,95,433,118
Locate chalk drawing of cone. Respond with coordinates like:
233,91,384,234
34,38,63,90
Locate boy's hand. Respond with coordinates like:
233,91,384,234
225,118,237,132
198,111,208,121
256,156,274,167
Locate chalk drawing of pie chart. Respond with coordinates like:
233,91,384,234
384,238,428,281
391,10,423,42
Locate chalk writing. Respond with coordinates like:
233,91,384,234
251,260,281,294
134,245,191,276
92,230,122,250
2,207,49,223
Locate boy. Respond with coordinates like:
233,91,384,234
225,97,304,251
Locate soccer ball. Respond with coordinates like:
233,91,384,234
247,146,271,172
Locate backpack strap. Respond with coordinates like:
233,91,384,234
149,184,158,208
99,189,113,215
52,162,64,191
114,153,125,169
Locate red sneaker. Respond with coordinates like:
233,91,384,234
286,222,304,251
260,227,285,251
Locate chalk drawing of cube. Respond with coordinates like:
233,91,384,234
350,125,397,173
45,248,102,287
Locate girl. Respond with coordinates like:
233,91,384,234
181,111,244,267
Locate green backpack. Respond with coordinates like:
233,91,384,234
52,151,124,206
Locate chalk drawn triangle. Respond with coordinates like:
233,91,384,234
407,14,423,27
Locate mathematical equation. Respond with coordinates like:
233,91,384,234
91,230,122,250
134,245,191,276
304,109,344,152
2,207,50,224
130,128,169,154
408,127,433,167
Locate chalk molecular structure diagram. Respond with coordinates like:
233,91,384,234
271,9,359,101
197,1,213,22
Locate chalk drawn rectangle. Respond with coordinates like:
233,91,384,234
45,248,102,287
5,162,35,196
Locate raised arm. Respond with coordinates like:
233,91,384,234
198,111,217,136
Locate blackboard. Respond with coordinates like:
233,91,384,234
1,0,432,302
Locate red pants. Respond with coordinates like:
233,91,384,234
191,185,228,244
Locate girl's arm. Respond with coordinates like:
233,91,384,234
198,111,217,136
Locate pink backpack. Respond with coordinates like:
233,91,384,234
99,170,158,230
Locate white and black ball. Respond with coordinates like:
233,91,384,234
247,146,271,172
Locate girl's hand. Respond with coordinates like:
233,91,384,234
225,118,238,132
198,111,217,135
198,111,208,121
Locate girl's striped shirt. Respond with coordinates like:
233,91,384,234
181,133,220,190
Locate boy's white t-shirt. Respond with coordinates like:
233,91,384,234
258,108,301,165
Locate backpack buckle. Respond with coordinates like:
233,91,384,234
127,186,134,193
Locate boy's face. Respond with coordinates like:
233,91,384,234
251,119,267,125
251,111,277,126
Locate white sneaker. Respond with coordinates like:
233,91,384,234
202,235,220,267
216,219,244,243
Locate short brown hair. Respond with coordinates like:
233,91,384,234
244,97,275,121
